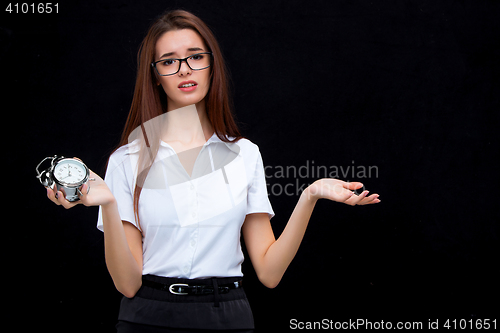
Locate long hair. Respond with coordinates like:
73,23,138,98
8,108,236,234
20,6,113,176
117,10,242,228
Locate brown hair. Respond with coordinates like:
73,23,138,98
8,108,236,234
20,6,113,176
117,10,242,228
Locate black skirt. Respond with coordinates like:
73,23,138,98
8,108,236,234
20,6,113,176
116,275,254,332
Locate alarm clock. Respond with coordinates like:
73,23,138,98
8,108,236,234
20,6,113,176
36,155,90,202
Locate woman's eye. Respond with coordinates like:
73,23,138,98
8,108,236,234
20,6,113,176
161,59,177,66
190,54,204,61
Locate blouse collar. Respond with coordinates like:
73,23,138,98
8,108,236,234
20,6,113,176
126,132,239,155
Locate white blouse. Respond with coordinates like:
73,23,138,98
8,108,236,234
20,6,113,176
97,133,274,279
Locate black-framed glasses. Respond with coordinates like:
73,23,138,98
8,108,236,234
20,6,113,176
151,52,213,76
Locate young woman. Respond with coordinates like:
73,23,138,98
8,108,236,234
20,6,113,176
46,9,380,332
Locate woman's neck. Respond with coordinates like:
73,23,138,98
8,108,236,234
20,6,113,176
162,101,213,148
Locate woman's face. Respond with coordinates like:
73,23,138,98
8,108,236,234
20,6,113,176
154,29,211,111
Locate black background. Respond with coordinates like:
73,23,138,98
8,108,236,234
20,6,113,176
2,0,499,331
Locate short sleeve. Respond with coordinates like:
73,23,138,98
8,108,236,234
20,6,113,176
97,152,138,232
246,149,275,219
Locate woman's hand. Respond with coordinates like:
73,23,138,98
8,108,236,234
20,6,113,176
305,178,380,206
46,169,115,209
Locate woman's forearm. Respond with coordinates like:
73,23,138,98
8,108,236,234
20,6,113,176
101,200,142,297
260,188,318,288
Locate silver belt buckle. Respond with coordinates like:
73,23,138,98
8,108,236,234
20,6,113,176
169,283,189,295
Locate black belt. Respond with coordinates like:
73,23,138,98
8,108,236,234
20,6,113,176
142,278,243,296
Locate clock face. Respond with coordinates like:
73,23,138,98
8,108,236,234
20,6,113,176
54,159,87,185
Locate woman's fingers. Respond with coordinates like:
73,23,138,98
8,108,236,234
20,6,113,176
308,178,380,206
358,193,380,205
78,183,90,204
55,189,79,209
46,187,60,205
346,192,381,206
344,190,369,206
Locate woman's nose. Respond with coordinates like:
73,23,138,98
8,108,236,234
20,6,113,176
178,60,192,76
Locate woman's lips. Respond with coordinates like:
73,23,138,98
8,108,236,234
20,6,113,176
178,80,198,92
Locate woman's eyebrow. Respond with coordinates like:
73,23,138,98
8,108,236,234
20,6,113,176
159,47,205,59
